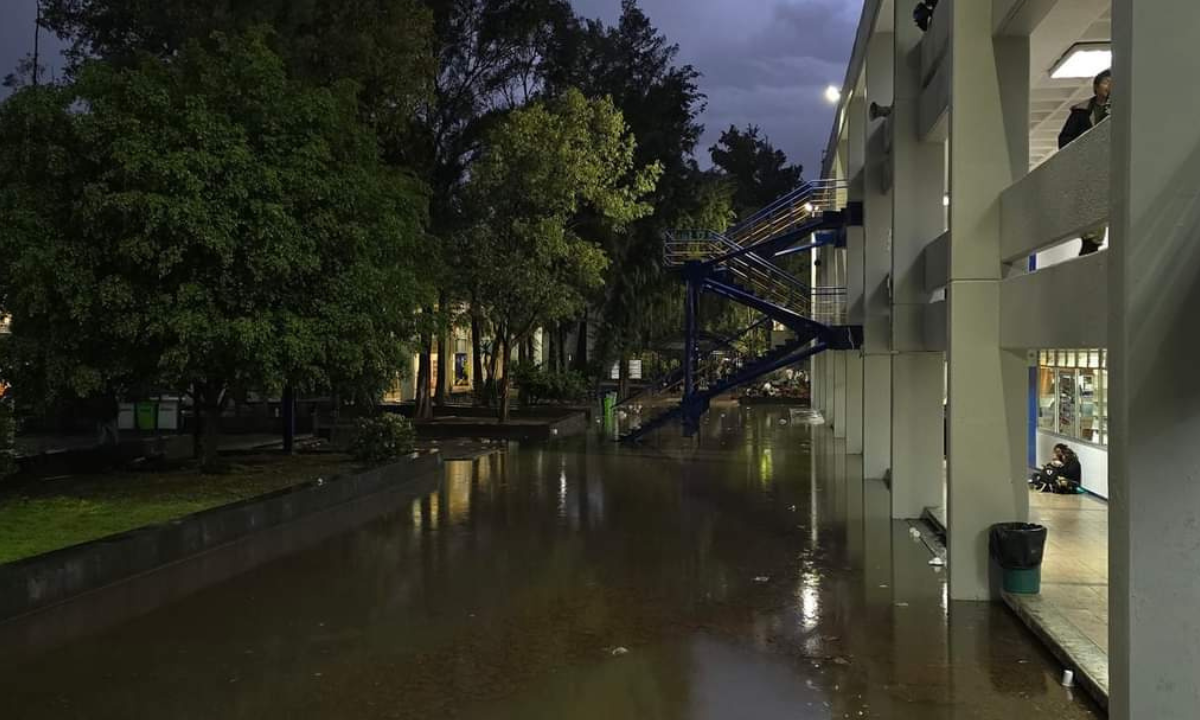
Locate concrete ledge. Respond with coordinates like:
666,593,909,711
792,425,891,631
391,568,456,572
1002,591,1109,711
1000,119,1110,263
0,452,443,623
1000,251,1107,349
412,411,589,442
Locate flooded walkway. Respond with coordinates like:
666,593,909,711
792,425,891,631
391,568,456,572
0,406,1099,718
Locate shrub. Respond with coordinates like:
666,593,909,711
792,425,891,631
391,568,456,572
350,414,416,464
512,363,588,405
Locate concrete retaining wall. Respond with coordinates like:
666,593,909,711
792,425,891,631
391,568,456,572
0,452,442,623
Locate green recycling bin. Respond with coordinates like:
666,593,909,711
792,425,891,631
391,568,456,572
135,402,158,431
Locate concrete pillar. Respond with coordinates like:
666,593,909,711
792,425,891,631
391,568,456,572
945,3,1030,600
833,351,847,439
890,0,946,518
862,32,894,481
844,85,867,454
1109,0,1200,716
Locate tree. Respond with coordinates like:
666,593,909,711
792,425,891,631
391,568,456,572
541,1,707,379
463,89,660,420
39,0,436,156
710,124,803,220
0,30,431,467
408,0,574,415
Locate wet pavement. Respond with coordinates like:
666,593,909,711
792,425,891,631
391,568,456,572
0,405,1100,719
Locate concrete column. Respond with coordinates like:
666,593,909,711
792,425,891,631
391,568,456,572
844,85,867,454
945,3,1030,601
862,32,894,481
1110,0,1200,716
833,351,847,439
890,0,946,518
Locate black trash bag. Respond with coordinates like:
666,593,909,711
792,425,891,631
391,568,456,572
989,523,1047,570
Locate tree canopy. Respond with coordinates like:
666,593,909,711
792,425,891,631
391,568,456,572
463,88,660,417
710,124,804,220
0,29,431,462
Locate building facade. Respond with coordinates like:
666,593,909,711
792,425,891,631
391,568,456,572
811,1,1200,717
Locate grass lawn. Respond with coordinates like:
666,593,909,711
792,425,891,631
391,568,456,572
0,452,361,566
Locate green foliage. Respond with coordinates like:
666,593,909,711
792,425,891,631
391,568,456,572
465,89,660,349
350,415,417,464
710,125,804,219
0,30,432,420
40,0,436,145
512,363,587,405
542,2,709,370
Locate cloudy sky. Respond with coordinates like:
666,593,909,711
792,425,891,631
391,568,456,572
1,0,862,174
571,0,862,174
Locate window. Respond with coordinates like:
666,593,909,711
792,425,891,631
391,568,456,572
1037,348,1107,447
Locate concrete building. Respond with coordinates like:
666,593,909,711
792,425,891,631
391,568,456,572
810,0,1200,716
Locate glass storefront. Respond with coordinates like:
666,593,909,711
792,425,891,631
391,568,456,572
1038,349,1107,446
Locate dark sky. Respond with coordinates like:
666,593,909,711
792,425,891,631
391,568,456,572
571,0,862,174
0,0,861,174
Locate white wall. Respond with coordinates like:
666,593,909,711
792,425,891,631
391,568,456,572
1036,428,1109,499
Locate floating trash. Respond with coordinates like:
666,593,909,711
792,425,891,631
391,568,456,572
753,576,771,584
611,647,629,657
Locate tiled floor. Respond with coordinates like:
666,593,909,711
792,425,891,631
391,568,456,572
925,488,1111,705
1030,490,1110,650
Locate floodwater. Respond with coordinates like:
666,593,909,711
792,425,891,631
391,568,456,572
0,405,1099,719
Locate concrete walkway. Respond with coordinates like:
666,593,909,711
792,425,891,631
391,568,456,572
1003,490,1109,708
924,488,1110,707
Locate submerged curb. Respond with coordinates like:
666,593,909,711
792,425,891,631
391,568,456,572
0,452,443,623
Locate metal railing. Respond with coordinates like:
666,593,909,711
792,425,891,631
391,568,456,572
727,179,847,249
810,287,847,326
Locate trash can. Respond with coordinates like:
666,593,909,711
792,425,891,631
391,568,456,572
989,522,1048,594
135,402,158,432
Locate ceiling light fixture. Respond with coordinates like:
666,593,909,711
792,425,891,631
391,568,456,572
1050,42,1112,80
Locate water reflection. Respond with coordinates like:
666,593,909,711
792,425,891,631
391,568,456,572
0,404,1098,719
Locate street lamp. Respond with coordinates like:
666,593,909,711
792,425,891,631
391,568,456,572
824,85,842,104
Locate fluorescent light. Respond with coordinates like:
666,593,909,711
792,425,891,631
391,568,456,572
824,85,842,104
1050,43,1112,80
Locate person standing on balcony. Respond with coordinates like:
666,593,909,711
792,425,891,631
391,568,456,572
1058,69,1112,256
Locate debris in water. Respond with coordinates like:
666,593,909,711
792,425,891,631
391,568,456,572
753,576,771,584
895,602,910,608
1062,669,1075,687
928,556,946,566
611,647,629,657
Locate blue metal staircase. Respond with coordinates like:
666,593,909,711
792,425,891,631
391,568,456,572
620,180,863,442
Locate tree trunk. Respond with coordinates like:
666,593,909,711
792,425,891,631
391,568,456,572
282,385,296,454
557,325,567,373
416,334,433,420
618,353,630,401
518,337,529,366
435,292,448,406
497,336,511,423
547,322,558,373
197,384,223,471
191,386,203,460
471,311,484,398
574,312,589,372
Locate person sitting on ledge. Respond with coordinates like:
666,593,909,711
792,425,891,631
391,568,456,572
1029,443,1083,494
